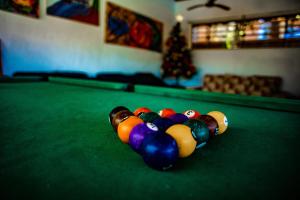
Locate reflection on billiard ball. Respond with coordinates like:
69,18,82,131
184,119,210,149
207,111,228,134
141,133,179,171
166,124,197,158
197,115,219,137
139,112,161,123
133,107,152,117
129,122,160,154
117,116,143,143
109,106,129,125
111,110,134,132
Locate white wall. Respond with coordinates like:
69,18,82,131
0,0,174,77
175,0,300,95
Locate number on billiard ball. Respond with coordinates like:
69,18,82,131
183,109,201,119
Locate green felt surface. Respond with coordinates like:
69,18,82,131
1,80,300,199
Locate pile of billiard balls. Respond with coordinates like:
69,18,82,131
109,106,228,171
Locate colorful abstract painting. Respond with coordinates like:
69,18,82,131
0,0,39,18
47,0,99,26
105,2,163,52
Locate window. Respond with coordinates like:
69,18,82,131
191,13,300,49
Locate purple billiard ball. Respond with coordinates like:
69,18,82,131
168,113,189,124
129,122,160,154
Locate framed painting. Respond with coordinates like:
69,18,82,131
0,0,39,18
47,0,100,26
105,2,163,52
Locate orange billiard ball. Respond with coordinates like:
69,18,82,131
117,116,143,143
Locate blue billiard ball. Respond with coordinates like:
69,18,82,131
141,133,179,171
152,117,175,132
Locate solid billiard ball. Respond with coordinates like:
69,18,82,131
183,109,201,119
207,111,228,134
109,106,129,125
158,108,176,118
184,119,210,148
111,110,134,132
129,122,160,154
166,124,197,158
168,113,189,124
139,112,161,123
141,133,179,171
197,115,219,137
117,116,143,143
133,107,152,117
152,117,175,132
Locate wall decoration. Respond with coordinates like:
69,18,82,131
47,0,99,26
105,2,163,52
0,0,39,18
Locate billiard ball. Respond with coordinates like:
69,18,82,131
184,119,210,148
197,115,219,137
152,117,175,132
117,116,143,143
111,110,134,132
168,113,189,124
183,109,201,119
141,133,179,170
139,112,161,123
158,108,176,118
166,124,197,158
207,111,228,134
133,107,152,117
109,106,129,125
129,122,160,154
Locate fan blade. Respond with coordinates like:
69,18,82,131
214,4,230,10
187,4,205,11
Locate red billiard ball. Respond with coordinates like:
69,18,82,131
183,109,201,119
158,108,176,118
133,107,152,116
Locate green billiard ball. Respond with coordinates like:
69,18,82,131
184,119,210,148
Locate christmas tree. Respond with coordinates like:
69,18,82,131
161,22,196,86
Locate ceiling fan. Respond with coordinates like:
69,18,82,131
177,0,231,11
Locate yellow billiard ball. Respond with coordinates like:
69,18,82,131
166,124,197,158
207,111,228,134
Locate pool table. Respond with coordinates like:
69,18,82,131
1,77,300,199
